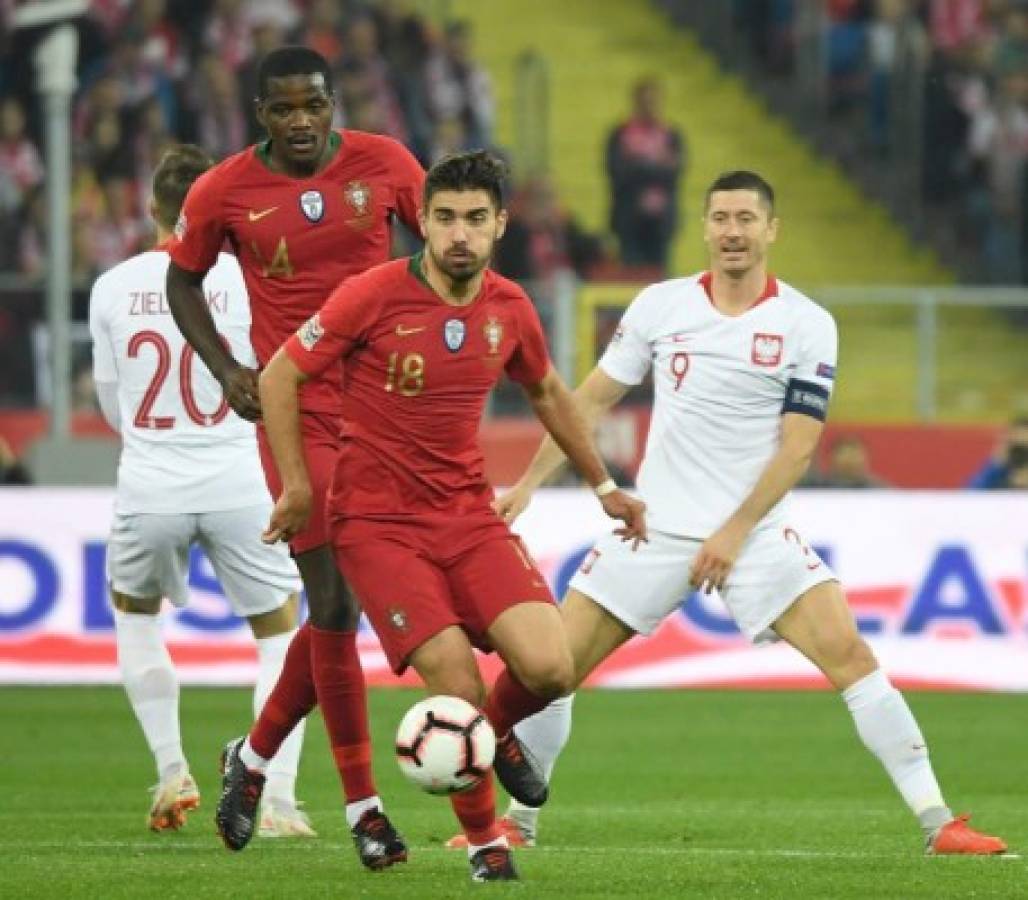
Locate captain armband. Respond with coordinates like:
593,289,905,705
781,379,831,421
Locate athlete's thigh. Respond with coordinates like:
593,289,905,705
333,519,459,675
107,511,194,607
257,411,337,555
446,528,556,650
568,529,696,636
561,588,636,686
723,523,837,643
406,624,485,704
196,504,302,618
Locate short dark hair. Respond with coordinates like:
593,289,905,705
152,144,214,230
257,46,333,100
705,170,775,215
424,150,507,211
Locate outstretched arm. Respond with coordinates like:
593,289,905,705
259,349,311,544
166,261,260,421
513,367,643,541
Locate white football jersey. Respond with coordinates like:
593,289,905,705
600,272,838,537
89,250,271,514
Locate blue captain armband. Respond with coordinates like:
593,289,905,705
782,379,831,421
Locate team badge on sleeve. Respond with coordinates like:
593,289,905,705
299,190,324,223
443,318,466,352
751,333,783,367
297,314,324,351
816,362,836,380
483,317,503,355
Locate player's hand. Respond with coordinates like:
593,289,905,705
219,364,261,421
491,482,534,524
689,522,748,594
600,489,648,549
262,486,312,545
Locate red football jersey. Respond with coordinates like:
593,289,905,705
168,129,425,413
283,255,552,518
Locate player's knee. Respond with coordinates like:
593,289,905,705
306,584,360,631
520,654,576,700
430,674,485,709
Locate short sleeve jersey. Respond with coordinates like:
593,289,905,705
89,249,271,514
600,271,838,537
168,129,425,414
283,256,551,518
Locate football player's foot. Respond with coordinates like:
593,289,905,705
492,732,548,808
148,770,200,832
470,845,519,882
215,737,265,851
351,808,408,870
258,798,317,838
927,814,1008,855
445,815,535,849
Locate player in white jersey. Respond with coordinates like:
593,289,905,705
449,171,1007,855
89,145,312,838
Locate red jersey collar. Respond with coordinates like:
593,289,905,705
698,271,778,310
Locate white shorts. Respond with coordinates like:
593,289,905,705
107,505,302,617
568,523,836,643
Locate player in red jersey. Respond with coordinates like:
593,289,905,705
164,47,423,866
257,151,647,883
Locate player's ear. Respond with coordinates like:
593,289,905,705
417,207,428,240
494,208,508,240
767,216,780,244
254,97,267,130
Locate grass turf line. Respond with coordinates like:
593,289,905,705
1,687,1024,898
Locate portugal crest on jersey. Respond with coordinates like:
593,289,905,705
344,180,372,216
751,332,783,367
299,190,324,222
443,318,466,352
483,317,503,355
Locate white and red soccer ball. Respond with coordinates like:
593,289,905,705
395,695,496,794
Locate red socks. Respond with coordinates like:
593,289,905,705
310,626,376,802
249,622,316,760
451,773,502,845
483,668,550,739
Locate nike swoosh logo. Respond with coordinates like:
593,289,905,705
395,325,426,336
248,206,279,222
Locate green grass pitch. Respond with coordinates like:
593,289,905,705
1,687,1024,898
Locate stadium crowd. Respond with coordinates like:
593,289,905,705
722,0,1028,283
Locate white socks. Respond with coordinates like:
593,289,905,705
253,629,306,805
842,669,952,832
506,694,575,834
114,610,185,781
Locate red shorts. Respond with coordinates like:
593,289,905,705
257,411,339,555
332,512,555,674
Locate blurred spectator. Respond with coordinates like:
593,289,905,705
190,53,247,160
494,176,605,282
0,96,43,200
0,436,31,485
807,435,891,487
337,14,408,143
202,0,253,72
294,0,347,69
605,76,685,273
967,416,1028,487
425,20,494,150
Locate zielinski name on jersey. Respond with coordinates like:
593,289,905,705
129,290,229,316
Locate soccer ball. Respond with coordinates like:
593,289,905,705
395,695,496,795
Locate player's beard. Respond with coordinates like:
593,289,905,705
430,244,490,284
